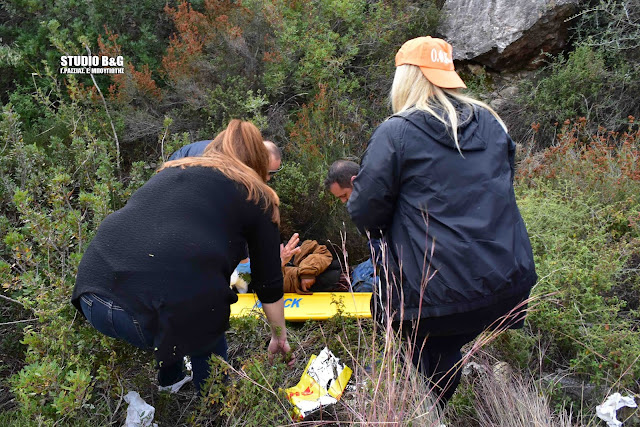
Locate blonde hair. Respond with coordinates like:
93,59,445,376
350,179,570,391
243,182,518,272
159,120,280,224
390,64,507,154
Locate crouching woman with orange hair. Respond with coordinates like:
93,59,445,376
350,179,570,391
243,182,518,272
72,120,294,393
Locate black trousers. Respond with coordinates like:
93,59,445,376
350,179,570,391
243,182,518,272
389,291,529,404
400,328,479,404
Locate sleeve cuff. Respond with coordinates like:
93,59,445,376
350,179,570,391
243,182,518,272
255,287,284,304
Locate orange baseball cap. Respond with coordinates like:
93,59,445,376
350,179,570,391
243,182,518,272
395,36,466,89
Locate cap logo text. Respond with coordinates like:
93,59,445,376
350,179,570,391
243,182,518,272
430,48,452,64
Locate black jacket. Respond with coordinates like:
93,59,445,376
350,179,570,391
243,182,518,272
72,166,283,365
347,104,536,322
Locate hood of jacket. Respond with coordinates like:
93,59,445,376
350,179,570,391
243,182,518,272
396,102,487,152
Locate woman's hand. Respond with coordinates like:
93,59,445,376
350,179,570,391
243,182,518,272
280,233,301,267
268,336,295,367
262,298,295,367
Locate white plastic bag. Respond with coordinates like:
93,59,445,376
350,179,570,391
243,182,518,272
595,392,637,427
123,391,158,427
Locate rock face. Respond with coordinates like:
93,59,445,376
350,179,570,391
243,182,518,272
438,0,579,70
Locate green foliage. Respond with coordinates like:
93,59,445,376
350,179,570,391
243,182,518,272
199,356,293,426
458,66,494,99
507,120,640,393
3,0,640,424
525,46,606,119
258,0,438,98
572,0,640,55
513,45,609,145
0,0,171,96
513,184,639,390
506,2,640,145
0,67,157,422
486,330,539,371
203,76,269,135
226,314,271,362
10,360,92,418
271,161,324,234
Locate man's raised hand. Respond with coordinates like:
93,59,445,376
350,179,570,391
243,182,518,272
280,233,300,267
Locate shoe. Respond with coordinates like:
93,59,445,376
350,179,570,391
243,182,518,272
158,357,193,393
158,373,192,393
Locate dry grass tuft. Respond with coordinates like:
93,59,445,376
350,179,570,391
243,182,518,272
470,359,574,427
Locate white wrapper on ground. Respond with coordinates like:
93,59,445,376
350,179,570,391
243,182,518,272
595,393,637,427
295,393,339,416
295,347,348,417
123,391,158,427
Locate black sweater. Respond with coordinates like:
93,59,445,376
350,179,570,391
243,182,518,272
72,166,283,365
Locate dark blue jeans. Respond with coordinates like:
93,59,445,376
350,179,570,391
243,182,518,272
79,292,227,392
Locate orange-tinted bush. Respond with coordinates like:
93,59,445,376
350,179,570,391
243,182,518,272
98,29,162,104
517,117,640,205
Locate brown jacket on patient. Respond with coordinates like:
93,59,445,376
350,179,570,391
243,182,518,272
283,240,333,294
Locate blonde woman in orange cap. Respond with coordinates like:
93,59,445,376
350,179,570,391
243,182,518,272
347,37,537,404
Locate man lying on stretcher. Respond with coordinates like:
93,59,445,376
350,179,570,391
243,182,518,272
231,234,376,295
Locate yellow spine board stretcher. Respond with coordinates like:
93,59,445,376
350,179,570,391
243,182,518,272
230,292,372,321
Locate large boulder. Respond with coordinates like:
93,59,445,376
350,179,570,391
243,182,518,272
438,0,579,70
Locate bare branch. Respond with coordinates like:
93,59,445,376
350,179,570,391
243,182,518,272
0,293,28,308
0,318,37,326
84,44,121,173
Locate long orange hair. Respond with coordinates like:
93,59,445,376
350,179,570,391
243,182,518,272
158,120,280,224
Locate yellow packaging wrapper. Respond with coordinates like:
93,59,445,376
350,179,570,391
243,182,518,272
285,347,352,420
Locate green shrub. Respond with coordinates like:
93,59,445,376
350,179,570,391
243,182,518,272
504,1,640,146
572,0,640,58
0,69,157,421
511,45,623,146
198,356,293,426
505,118,640,392
519,185,638,384
528,46,606,118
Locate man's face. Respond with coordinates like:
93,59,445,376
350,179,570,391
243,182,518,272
329,182,353,203
267,156,281,182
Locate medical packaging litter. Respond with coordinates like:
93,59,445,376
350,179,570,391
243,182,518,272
284,347,352,420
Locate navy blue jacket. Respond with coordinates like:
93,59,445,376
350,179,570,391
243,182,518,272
169,140,210,160
347,104,536,322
